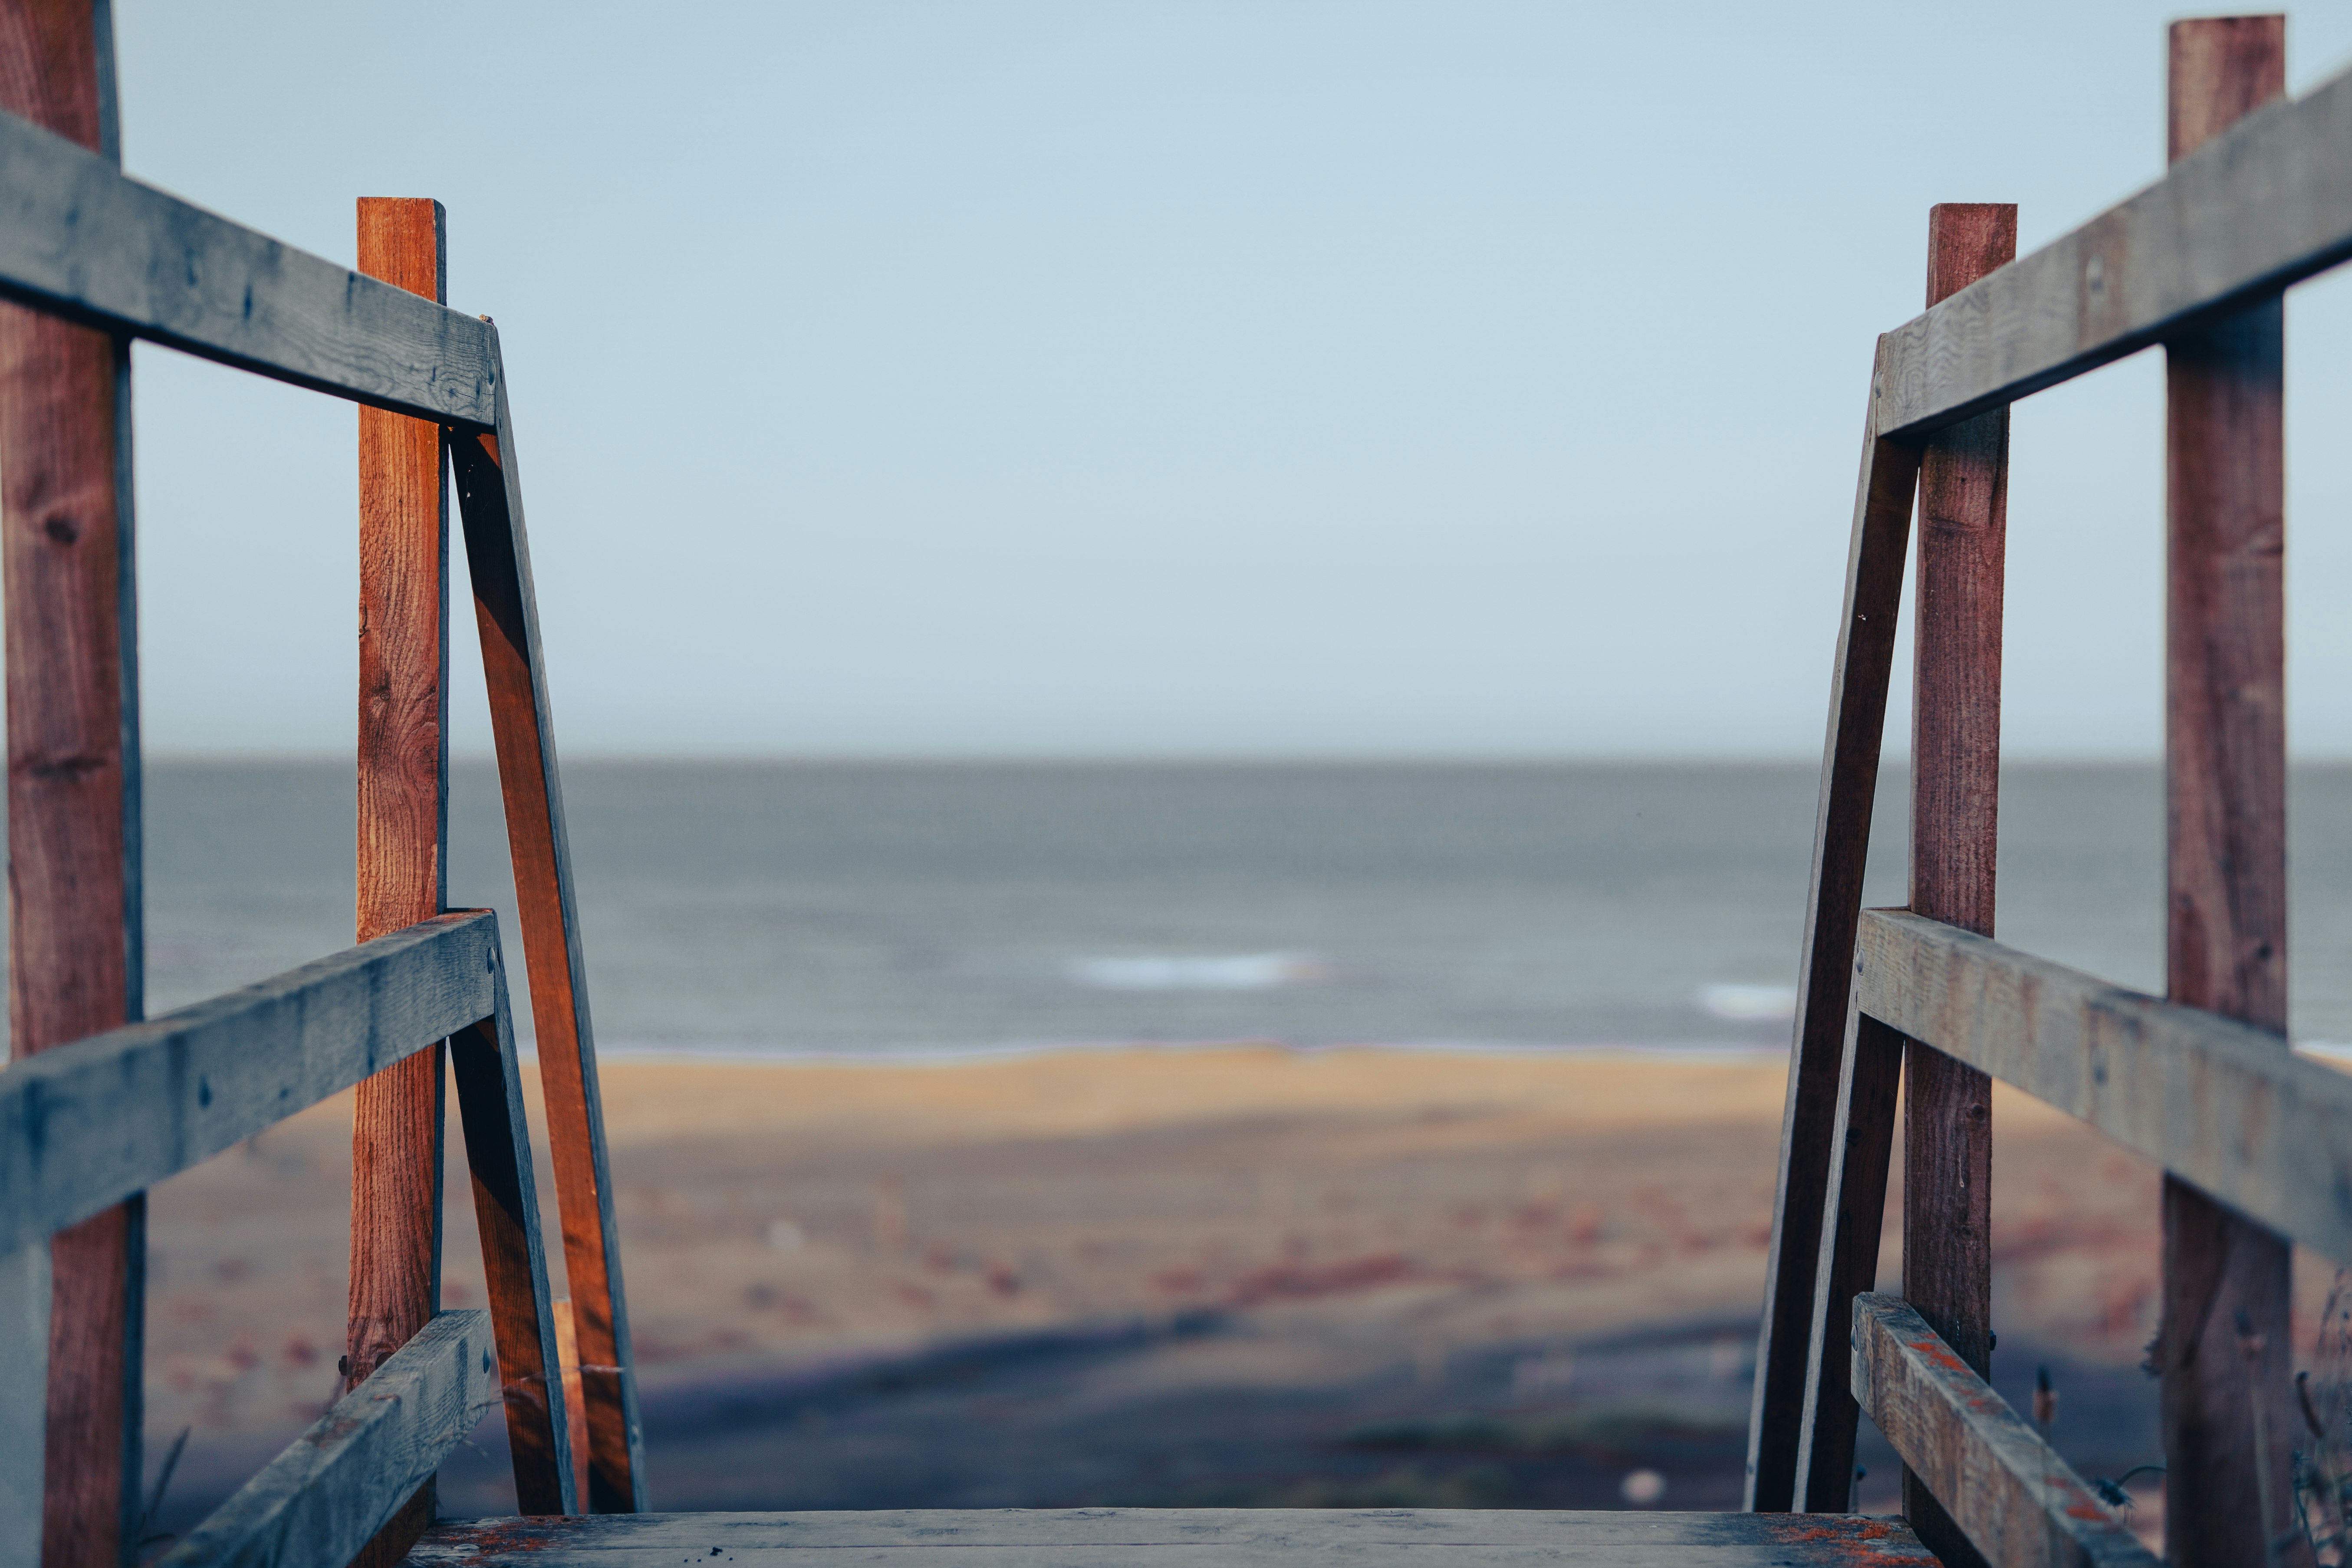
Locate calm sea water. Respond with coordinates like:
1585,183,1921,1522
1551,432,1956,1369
98,759,2352,1057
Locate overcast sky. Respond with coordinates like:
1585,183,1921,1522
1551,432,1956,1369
112,2,2352,758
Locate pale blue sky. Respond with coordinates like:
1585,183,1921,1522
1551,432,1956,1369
113,3,2352,757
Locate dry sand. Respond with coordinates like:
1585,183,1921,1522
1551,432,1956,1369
139,1047,2269,1530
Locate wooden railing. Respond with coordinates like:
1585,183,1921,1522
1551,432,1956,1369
0,914,572,1566
1750,14,2342,1567
0,3,641,1562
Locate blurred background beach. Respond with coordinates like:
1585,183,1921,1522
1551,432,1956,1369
123,758,2352,1534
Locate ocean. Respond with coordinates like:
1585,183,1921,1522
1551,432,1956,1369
121,758,2352,1058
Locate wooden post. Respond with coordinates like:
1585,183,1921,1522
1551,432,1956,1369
346,196,450,1564
2158,19,2299,1568
1900,201,2015,1561
0,4,142,1566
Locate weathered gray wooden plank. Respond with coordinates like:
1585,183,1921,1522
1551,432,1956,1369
1873,56,2352,438
0,911,500,1257
1852,1294,2156,1568
407,1509,1938,1564
159,1309,500,1568
451,353,645,1510
1854,907,2352,1262
0,108,497,426
0,1239,50,1568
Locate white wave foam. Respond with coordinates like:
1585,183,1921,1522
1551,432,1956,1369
1063,952,1327,992
1694,983,1796,1022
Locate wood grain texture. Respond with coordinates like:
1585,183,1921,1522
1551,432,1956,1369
1853,908,2352,1263
0,105,497,427
2159,26,2297,1567
406,1509,1941,1565
553,1299,589,1509
1744,339,1923,1512
349,194,452,1568
0,911,499,1258
156,1310,501,1568
0,5,138,1563
1872,49,2352,439
1790,998,1903,1512
449,352,644,1511
1904,203,2014,1564
1850,1294,2160,1568
449,983,576,1515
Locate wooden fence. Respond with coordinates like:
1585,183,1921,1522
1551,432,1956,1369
0,3,640,1563
4,4,2349,1566
1749,14,2352,1568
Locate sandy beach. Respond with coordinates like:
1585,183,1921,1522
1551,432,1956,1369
128,1042,2254,1538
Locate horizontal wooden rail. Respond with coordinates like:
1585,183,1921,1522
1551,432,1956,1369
1854,907,2352,1262
0,108,497,426
1852,1294,2155,1568
0,910,500,1259
156,1309,501,1568
1874,55,2352,438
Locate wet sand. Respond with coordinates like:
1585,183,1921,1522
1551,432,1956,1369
139,1048,2209,1534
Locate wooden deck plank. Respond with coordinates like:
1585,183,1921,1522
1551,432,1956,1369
451,347,645,1511
157,1310,501,1568
1744,338,1922,1512
1872,52,2352,438
1851,1294,2157,1568
1852,907,2352,1264
0,911,499,1258
0,105,498,426
408,1509,1937,1565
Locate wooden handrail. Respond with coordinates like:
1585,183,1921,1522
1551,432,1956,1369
0,911,500,1257
1851,1294,2159,1568
155,1310,503,1568
0,107,497,426
1855,907,2352,1264
1874,52,2352,438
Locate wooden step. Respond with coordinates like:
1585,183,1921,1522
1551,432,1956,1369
407,1508,1934,1565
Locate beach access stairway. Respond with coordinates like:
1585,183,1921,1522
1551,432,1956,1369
0,7,2346,1567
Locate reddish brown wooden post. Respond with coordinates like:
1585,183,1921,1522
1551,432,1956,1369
346,196,450,1565
0,5,142,1566
1900,202,2014,1558
2159,19,2299,1568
